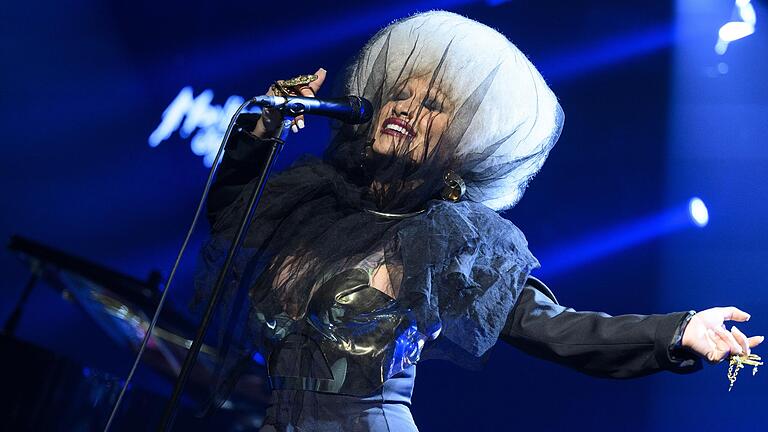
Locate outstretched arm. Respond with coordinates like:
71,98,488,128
500,278,764,378
499,278,703,378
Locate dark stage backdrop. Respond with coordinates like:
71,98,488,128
1,0,765,430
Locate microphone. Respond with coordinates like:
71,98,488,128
248,95,373,125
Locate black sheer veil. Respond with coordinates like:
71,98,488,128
193,10,563,409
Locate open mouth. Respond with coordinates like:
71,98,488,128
380,117,416,139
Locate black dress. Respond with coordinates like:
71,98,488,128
197,122,702,432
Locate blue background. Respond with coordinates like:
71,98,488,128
1,0,765,430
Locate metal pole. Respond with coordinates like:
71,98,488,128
3,267,40,335
157,118,292,431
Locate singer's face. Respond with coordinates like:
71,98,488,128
371,74,454,164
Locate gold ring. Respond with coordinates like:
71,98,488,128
272,74,318,97
280,74,318,87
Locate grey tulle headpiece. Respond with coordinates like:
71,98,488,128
337,10,564,211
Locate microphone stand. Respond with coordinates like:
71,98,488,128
157,113,294,431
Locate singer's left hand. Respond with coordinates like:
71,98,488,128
682,306,764,363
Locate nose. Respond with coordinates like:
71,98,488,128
392,99,413,119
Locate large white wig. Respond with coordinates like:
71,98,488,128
334,10,564,211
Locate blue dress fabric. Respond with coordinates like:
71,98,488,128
260,366,418,432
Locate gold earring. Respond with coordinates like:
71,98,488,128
440,170,465,202
359,139,375,168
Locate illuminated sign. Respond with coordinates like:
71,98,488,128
715,0,757,54
149,87,256,167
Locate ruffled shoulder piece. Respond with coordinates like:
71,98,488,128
395,200,540,367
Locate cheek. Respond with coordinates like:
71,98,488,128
407,113,447,160
419,113,448,144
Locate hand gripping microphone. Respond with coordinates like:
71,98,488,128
249,95,374,124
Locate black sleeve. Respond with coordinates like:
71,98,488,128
499,280,703,378
206,114,276,227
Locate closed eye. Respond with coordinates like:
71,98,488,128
391,88,411,101
422,97,443,111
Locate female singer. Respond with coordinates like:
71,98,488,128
195,11,764,431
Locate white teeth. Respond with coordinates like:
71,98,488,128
385,124,409,135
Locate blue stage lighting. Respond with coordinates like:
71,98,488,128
688,197,709,227
536,198,709,278
538,24,675,83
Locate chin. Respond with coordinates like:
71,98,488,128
373,133,416,156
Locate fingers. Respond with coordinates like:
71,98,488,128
308,67,327,94
292,116,303,133
714,326,743,355
748,335,765,348
695,307,762,363
721,306,751,322
730,325,751,356
705,329,721,363
291,67,326,133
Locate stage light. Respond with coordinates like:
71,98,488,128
688,197,709,227
536,198,709,278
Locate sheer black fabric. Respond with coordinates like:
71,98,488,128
194,133,539,403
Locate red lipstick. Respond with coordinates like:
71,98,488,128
380,117,416,139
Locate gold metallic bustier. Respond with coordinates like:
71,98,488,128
264,267,425,396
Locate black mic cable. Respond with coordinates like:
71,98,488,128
103,97,254,432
